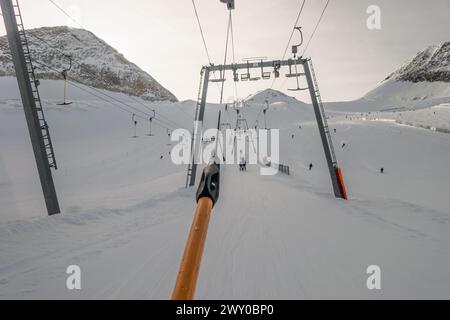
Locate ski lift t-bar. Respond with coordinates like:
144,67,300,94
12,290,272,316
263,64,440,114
173,162,220,300
292,27,303,58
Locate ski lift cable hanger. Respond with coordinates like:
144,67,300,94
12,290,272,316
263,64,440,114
288,27,308,91
251,0,307,126
58,54,73,106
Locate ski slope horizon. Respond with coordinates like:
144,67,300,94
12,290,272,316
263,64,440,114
1,76,450,299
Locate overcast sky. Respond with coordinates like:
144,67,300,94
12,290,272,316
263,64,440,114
1,0,449,102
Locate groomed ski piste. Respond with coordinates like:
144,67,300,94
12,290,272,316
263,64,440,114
1,77,450,299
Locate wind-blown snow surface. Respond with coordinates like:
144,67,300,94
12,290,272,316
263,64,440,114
1,80,450,299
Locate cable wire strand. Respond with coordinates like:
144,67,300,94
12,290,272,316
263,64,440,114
191,0,212,64
229,10,238,100
303,0,331,56
281,0,307,60
191,0,221,93
48,0,85,29
219,11,232,105
252,0,307,128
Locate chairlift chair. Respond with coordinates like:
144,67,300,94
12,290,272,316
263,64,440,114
285,61,304,78
233,68,239,82
262,72,271,80
211,63,227,82
240,73,250,81
241,61,254,81
211,77,226,83
261,60,271,80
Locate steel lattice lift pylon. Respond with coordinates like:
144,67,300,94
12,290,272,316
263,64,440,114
1,0,61,214
185,57,347,200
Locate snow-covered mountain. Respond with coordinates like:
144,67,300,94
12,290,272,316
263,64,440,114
246,88,306,105
0,26,177,102
362,42,450,109
244,88,314,125
327,42,450,112
386,42,450,83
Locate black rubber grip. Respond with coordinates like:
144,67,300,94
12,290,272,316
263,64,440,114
196,163,220,207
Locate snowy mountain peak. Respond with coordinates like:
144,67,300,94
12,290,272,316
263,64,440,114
387,42,450,83
0,26,177,102
246,88,304,105
351,42,450,112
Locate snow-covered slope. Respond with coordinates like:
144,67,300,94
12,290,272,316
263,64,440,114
0,26,177,102
361,80,450,111
1,78,450,299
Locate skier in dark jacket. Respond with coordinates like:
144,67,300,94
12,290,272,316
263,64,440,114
239,158,247,171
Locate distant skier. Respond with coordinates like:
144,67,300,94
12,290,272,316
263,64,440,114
239,158,247,171
292,134,295,139
342,143,346,148
309,163,313,171
380,167,384,174
334,128,337,133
